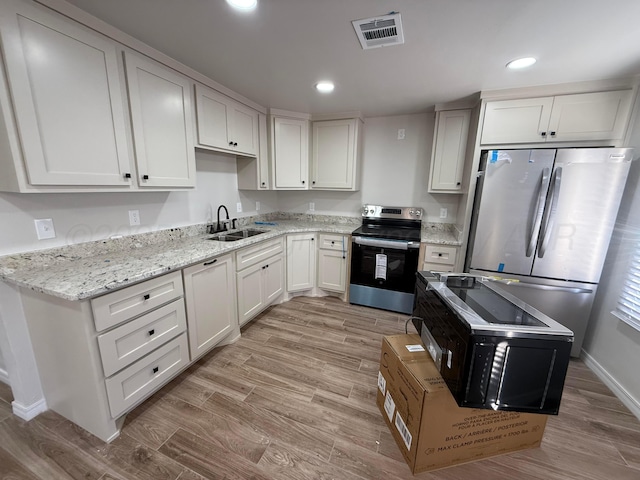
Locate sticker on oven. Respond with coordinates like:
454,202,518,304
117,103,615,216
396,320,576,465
395,411,413,451
406,344,425,353
383,390,396,422
497,263,505,272
375,254,387,280
377,371,387,394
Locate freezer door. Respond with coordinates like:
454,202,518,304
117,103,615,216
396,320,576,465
470,269,595,357
532,148,633,282
468,149,556,275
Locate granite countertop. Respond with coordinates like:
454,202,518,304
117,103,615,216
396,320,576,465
0,214,461,302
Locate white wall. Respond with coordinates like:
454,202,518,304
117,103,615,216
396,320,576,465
277,113,461,223
0,150,277,256
583,115,640,415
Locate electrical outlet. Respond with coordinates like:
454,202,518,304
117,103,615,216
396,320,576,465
34,218,56,240
256,201,260,211
236,202,243,213
128,210,140,226
309,202,315,212
440,208,448,219
397,128,405,140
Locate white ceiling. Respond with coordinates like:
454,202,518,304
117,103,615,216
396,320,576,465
63,0,640,117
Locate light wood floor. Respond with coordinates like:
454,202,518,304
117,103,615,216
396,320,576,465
1,296,639,479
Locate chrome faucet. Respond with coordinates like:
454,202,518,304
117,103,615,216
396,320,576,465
213,204,230,233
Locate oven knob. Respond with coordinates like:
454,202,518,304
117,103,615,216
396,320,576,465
362,207,368,215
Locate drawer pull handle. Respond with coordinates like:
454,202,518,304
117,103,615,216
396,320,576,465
148,329,155,336
152,366,159,374
438,253,443,257
204,259,218,266
143,293,151,301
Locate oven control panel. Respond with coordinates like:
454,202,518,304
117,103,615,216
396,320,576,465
361,205,423,219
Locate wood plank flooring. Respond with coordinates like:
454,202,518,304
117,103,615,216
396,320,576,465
1,295,639,479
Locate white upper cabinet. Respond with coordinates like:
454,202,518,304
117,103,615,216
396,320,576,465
429,109,470,193
270,113,309,189
311,118,362,191
124,51,196,188
237,113,270,190
481,90,633,145
195,83,259,157
0,0,131,189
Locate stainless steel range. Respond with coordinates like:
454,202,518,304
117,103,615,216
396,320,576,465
349,205,423,314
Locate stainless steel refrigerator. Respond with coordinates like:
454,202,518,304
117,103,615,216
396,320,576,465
465,148,634,356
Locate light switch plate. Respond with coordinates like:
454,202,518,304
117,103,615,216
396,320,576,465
309,202,315,212
237,202,243,213
256,201,260,211
34,218,56,240
439,208,448,219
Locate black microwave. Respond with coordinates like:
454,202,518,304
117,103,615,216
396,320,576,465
412,271,573,415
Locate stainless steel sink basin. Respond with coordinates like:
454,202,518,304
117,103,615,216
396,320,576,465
208,228,267,242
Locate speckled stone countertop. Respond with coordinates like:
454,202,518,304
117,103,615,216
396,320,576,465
0,213,461,301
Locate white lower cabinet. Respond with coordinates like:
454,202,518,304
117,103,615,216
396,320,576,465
236,238,285,326
104,333,190,418
182,254,237,361
286,233,317,292
422,244,458,273
317,234,348,292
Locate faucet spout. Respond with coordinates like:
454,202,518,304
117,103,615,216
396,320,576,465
216,204,230,232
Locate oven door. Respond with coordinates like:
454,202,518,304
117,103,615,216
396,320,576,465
350,237,420,293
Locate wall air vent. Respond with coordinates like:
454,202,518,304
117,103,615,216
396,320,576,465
352,13,404,50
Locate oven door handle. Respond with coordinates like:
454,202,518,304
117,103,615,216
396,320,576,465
353,237,419,250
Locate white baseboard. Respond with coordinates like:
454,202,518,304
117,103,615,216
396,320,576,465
581,350,640,421
0,367,9,385
12,397,47,421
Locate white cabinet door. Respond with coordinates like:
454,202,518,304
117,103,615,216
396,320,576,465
236,261,265,327
231,102,259,156
182,254,237,361
125,51,196,188
311,118,360,190
481,97,553,145
317,249,347,292
547,90,633,142
286,234,316,292
264,255,284,304
0,0,131,186
429,110,470,193
272,116,309,189
237,113,270,189
195,84,259,157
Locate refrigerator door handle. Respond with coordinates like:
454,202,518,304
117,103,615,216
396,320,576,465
491,279,593,295
538,167,563,258
526,167,550,257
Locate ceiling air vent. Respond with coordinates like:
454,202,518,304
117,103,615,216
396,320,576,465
352,13,404,50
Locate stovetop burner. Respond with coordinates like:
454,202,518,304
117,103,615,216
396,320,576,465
352,204,423,242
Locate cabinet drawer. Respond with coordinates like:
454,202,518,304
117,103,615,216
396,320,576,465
236,237,284,271
423,262,455,273
97,299,187,377
318,234,347,251
424,245,458,266
105,333,189,418
92,271,184,332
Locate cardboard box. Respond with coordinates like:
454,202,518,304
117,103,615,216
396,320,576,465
377,334,548,474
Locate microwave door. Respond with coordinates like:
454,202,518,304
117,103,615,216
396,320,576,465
468,149,556,276
532,148,633,283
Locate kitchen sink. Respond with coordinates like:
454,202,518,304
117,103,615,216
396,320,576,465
208,228,268,242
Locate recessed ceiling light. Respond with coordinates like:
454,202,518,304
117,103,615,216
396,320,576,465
315,81,335,93
226,0,257,11
506,57,537,69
